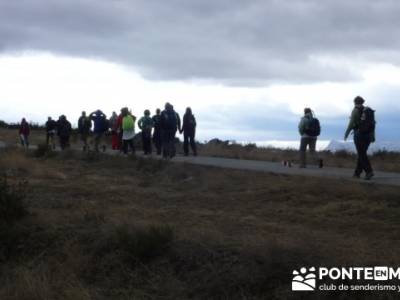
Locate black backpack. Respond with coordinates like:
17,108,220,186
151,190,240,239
305,117,321,137
162,110,178,130
358,107,376,134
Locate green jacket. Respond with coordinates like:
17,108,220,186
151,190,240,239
344,106,375,140
138,116,154,132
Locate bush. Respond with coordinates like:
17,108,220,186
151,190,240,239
0,176,28,224
33,143,56,158
96,224,174,264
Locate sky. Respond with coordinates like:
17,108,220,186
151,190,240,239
0,0,399,142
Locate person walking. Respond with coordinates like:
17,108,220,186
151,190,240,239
298,108,322,168
19,118,30,150
121,107,136,155
181,107,197,156
138,110,154,155
89,110,108,152
160,103,181,159
344,96,376,180
57,115,72,150
45,117,57,149
152,108,162,155
78,111,92,151
109,111,120,150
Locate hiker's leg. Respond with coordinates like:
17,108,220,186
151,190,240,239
354,133,363,176
146,131,152,154
309,138,318,165
299,137,307,167
171,130,177,157
183,132,189,155
359,134,373,174
129,139,135,154
190,132,197,155
155,131,162,155
122,140,128,154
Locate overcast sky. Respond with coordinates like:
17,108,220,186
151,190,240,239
0,0,399,142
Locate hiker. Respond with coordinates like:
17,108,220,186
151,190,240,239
19,118,30,150
45,117,57,149
138,110,154,155
298,108,322,168
78,111,92,151
109,111,120,150
152,108,162,155
121,107,136,155
89,110,108,152
57,115,72,150
180,107,197,156
160,103,181,159
344,96,375,180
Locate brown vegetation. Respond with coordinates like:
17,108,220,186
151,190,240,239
1,147,400,299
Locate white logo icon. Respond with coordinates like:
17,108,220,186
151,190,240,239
292,267,316,291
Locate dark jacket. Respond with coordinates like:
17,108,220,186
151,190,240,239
182,113,196,133
57,119,72,137
160,107,181,131
46,120,57,132
78,116,91,134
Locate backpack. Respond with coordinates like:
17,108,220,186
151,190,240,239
162,110,178,129
122,116,135,131
304,117,321,137
358,107,376,134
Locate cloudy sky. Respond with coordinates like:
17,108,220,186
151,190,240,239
0,0,399,142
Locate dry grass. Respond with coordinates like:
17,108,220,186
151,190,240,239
1,147,400,299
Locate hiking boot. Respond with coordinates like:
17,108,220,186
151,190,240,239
365,172,374,180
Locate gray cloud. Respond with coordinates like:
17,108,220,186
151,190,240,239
2,0,400,84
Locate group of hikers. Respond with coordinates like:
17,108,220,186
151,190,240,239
18,96,376,180
19,102,198,159
298,96,376,180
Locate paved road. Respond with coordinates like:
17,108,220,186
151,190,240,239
1,141,400,187
173,155,400,187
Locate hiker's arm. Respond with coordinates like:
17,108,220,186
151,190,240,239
298,118,305,136
344,109,357,140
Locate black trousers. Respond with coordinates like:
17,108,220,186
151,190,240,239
299,137,318,167
183,131,197,155
59,136,70,150
153,129,162,155
162,129,177,158
123,139,135,154
142,130,152,154
354,131,373,175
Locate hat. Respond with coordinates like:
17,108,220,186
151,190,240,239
354,96,365,105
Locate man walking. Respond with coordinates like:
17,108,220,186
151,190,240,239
181,107,197,156
89,110,108,152
78,111,92,151
45,117,57,149
298,108,322,168
138,110,154,155
160,103,181,159
344,96,375,180
152,109,162,155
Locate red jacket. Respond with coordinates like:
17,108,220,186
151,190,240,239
19,123,30,136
